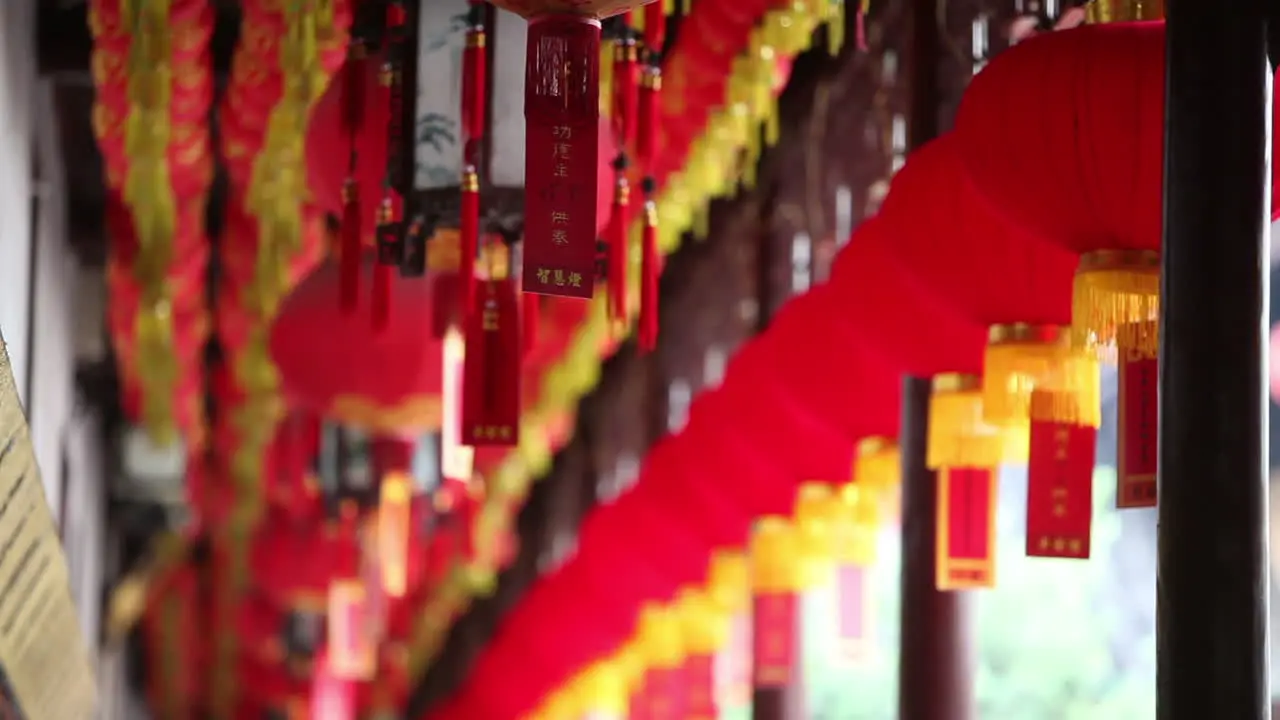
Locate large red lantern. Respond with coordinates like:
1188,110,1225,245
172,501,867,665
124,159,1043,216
630,436,754,549
878,135,1095,431
825,218,985,377
270,255,447,435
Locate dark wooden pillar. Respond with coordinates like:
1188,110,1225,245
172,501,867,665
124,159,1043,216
1157,0,1271,717
896,0,975,715
897,378,975,720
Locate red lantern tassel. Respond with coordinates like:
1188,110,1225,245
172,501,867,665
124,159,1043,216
642,0,666,51
461,278,521,447
460,167,481,311
340,180,362,312
522,291,539,356
638,186,660,351
522,15,602,299
462,3,487,164
613,23,639,149
637,64,660,167
608,167,630,322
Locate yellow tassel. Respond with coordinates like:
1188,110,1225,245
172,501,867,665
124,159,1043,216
928,373,1029,468
598,39,615,118
829,0,849,55
1072,250,1160,360
1028,352,1102,428
707,549,750,613
854,436,900,492
982,324,1095,427
836,482,880,565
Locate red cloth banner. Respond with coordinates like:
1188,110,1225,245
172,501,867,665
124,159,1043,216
462,278,521,446
936,467,996,590
522,15,602,299
1026,420,1096,559
1118,349,1158,508
751,592,797,688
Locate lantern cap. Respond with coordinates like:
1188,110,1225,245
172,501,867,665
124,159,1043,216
571,660,628,713
932,372,982,394
1084,0,1164,23
675,588,729,655
707,550,749,611
987,322,1068,347
854,436,900,490
751,518,804,593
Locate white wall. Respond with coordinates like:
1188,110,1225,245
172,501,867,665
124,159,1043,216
0,0,35,408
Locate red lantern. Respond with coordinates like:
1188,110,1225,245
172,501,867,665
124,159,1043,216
747,288,901,443
630,436,754,549
250,522,360,610
826,218,985,376
270,255,447,435
878,135,1092,429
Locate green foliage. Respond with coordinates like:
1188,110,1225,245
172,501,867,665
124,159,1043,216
797,467,1155,720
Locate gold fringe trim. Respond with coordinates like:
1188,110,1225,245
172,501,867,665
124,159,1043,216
854,435,900,491
982,324,1094,427
1072,250,1160,360
1028,352,1102,428
928,373,1028,468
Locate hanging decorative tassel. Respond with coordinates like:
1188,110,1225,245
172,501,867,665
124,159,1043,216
981,323,1097,428
462,250,521,447
751,519,801,688
636,62,660,168
612,13,640,150
460,166,481,312
372,201,394,331
853,435,899,493
927,373,1028,469
638,178,660,351
340,179,363,311
608,156,630,322
522,15,602,299
380,1,410,267
462,0,488,167
1071,249,1160,358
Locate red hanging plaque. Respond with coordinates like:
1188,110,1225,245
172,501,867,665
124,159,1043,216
751,592,798,687
685,654,716,719
936,467,996,590
1118,348,1158,508
1025,419,1095,559
836,562,873,662
638,666,687,719
522,15,601,299
462,278,521,446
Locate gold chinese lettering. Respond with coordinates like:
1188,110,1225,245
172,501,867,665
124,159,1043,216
1068,538,1083,554
551,125,572,140
536,268,550,284
1052,537,1066,552
551,229,569,246
552,143,571,159
1053,427,1070,461
554,163,569,178
568,272,582,288
482,308,499,331
551,211,570,224
553,269,566,286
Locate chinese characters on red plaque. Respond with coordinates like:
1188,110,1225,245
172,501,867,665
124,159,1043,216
1025,417,1096,559
836,563,873,662
1118,347,1157,508
462,278,520,446
522,16,601,299
752,592,798,687
935,467,996,590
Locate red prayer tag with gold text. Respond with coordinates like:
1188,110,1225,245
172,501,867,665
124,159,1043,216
1025,420,1095,559
685,654,717,719
752,592,798,687
936,467,996,590
637,666,686,719
1118,350,1158,508
522,16,601,299
462,278,521,446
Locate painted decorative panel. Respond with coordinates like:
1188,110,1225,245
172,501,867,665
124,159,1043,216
490,8,528,187
416,0,468,189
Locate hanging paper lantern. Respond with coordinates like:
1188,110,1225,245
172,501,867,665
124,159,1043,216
953,19,1167,356
747,288,901,446
827,218,986,376
750,518,802,688
878,135,1096,431
630,436,754,550
270,255,447,435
